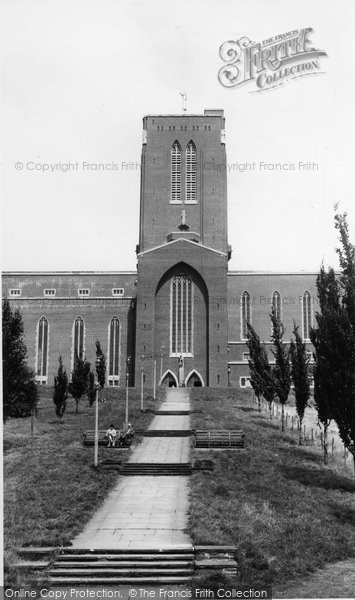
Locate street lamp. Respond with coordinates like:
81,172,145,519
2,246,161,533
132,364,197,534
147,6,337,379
140,354,145,412
94,354,102,468
125,356,131,424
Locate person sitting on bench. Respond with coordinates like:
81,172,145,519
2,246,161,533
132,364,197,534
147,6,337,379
106,424,117,447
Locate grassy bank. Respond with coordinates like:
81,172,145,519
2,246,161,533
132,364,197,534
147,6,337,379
189,388,355,591
3,387,161,563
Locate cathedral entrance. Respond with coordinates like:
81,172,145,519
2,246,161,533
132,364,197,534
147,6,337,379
160,370,178,387
185,370,204,387
154,262,209,386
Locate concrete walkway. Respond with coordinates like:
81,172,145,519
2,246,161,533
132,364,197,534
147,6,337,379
72,388,192,549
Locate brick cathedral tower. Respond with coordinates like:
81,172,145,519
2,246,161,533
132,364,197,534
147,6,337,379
135,109,230,387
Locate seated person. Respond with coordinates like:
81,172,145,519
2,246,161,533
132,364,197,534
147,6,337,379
106,424,117,447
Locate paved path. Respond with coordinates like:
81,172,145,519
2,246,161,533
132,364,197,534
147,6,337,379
72,388,192,549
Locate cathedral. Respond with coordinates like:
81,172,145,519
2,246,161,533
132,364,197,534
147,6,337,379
2,109,317,388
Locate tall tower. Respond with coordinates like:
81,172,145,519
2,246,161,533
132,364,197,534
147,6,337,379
135,109,230,387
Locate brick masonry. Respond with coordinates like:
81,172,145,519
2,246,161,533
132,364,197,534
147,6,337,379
2,110,319,388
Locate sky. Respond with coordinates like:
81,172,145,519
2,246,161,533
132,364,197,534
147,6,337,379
2,0,355,273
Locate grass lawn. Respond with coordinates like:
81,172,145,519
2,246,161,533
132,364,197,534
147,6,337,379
3,387,160,571
189,388,355,592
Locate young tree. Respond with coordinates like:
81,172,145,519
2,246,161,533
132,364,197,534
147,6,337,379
68,352,91,414
310,267,340,463
311,210,355,469
2,299,38,422
247,323,275,414
270,306,291,431
53,356,68,419
87,369,96,406
290,323,311,445
95,340,106,389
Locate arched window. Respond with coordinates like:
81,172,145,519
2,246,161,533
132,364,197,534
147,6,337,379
170,274,193,356
108,317,120,386
272,291,281,320
73,316,85,366
36,316,48,383
171,141,181,203
241,291,251,340
186,141,197,203
302,291,312,340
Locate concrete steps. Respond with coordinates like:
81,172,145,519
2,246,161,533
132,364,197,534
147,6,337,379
120,463,192,475
144,430,191,437
48,548,194,585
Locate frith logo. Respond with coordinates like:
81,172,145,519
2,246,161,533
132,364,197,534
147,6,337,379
218,28,327,92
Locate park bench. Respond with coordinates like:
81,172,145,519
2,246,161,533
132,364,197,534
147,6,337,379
195,430,245,448
83,430,134,447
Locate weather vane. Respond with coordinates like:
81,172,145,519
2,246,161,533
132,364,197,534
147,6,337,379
179,92,187,113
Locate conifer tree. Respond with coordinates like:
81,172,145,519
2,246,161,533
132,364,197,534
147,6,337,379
53,356,68,419
95,339,106,389
2,299,38,422
311,211,355,468
247,323,276,416
68,352,91,414
270,306,291,431
290,323,311,445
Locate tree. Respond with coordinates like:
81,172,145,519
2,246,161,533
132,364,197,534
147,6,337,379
87,369,96,406
2,299,38,422
290,323,311,445
311,210,355,469
270,306,291,431
247,323,276,417
68,352,91,414
53,356,68,419
310,267,340,464
95,340,106,389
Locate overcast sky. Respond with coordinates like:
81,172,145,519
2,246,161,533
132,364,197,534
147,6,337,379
2,0,355,273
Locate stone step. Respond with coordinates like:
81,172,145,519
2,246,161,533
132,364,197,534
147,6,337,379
48,576,192,585
11,562,49,570
56,553,195,561
154,411,191,416
58,547,194,555
17,547,58,557
52,561,193,569
144,430,191,437
48,568,194,577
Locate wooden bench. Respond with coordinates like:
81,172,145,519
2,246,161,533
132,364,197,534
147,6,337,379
195,430,245,448
83,430,133,447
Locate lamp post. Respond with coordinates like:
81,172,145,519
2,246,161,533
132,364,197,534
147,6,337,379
153,360,157,400
93,353,104,468
125,356,131,424
160,346,165,383
140,354,145,412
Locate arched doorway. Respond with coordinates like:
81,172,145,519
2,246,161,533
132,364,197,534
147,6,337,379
154,262,209,386
160,370,178,387
185,370,204,387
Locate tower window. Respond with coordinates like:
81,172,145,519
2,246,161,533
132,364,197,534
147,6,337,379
108,317,120,386
72,316,85,367
241,291,251,340
171,141,182,204
78,289,90,297
186,141,197,203
44,289,56,296
302,291,312,340
170,274,193,356
36,316,48,383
